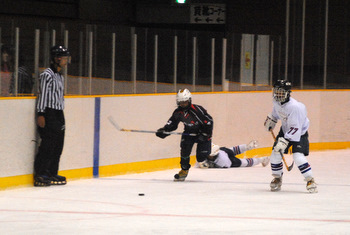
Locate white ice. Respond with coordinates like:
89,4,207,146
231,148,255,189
0,149,350,235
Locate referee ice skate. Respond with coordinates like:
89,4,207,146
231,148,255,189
34,45,70,187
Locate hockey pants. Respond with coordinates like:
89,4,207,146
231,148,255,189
179,135,211,170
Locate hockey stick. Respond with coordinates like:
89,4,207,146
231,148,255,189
270,130,294,171
107,116,197,136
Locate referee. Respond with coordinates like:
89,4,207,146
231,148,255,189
34,45,70,187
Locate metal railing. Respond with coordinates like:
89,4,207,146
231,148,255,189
0,22,280,97
0,4,349,98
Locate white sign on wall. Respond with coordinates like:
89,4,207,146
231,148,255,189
190,4,226,24
255,35,270,85
240,34,254,85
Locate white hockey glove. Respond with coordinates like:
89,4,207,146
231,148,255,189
264,113,277,131
274,137,289,153
247,140,258,150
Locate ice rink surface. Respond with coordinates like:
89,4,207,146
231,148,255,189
0,149,350,235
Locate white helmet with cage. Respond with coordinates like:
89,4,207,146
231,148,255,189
210,143,220,157
176,88,192,106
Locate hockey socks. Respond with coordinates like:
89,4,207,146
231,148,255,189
240,157,268,167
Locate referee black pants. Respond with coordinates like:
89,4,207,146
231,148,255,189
34,108,65,177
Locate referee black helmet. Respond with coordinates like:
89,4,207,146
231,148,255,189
50,45,70,62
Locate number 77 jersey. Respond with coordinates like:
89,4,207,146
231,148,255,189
271,97,309,142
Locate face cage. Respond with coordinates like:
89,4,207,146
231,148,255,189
273,87,289,102
176,97,191,106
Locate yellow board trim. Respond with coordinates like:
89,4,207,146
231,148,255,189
99,157,196,177
1,142,349,190
310,142,350,150
0,167,93,190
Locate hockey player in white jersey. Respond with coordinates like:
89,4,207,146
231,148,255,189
264,80,317,193
200,141,269,168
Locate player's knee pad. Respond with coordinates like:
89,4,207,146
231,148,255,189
270,151,282,164
293,152,308,166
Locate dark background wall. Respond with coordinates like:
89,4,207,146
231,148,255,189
0,0,135,24
0,0,349,88
0,0,286,34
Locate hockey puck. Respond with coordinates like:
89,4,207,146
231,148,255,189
138,193,145,196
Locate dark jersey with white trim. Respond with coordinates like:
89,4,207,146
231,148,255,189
36,66,65,114
163,104,213,136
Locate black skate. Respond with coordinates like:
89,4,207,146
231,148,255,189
50,175,67,185
174,170,189,181
34,175,51,187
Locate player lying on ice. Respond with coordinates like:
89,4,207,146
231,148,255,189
197,141,270,168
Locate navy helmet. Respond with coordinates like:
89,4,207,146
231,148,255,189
273,80,292,103
50,45,70,62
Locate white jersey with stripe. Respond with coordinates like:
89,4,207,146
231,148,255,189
212,145,245,168
271,97,309,142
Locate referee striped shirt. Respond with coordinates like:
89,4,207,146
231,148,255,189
36,67,65,113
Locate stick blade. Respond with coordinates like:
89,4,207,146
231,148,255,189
287,161,294,171
107,116,122,131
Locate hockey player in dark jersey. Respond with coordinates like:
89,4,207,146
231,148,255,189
156,88,213,181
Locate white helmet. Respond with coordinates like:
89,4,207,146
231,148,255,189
176,88,192,106
210,143,220,157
